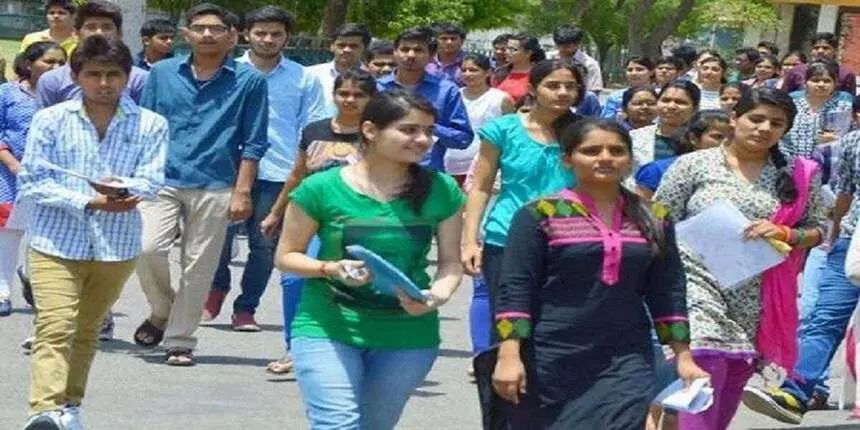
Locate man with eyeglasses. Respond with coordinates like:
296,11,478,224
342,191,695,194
134,2,269,366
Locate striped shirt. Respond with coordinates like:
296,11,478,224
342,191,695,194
18,97,167,261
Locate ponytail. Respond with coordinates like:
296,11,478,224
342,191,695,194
619,186,667,258
399,163,432,213
769,145,797,203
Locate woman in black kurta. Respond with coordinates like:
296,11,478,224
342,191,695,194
491,118,708,429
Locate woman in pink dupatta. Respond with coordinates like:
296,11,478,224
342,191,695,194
654,87,826,429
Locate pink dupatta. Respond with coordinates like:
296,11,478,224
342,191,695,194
756,157,820,371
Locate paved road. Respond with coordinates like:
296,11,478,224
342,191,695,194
0,239,856,429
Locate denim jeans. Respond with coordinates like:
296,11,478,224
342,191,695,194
799,246,828,325
469,275,491,354
281,236,320,350
798,245,831,397
292,337,438,430
212,180,282,314
782,238,860,403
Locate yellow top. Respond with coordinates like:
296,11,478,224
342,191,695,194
19,29,78,58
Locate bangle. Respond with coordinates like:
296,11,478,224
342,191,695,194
797,228,806,245
318,261,329,278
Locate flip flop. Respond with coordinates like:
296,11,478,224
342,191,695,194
265,357,294,374
133,319,164,347
165,348,194,366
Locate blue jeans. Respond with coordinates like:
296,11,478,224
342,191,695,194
281,235,320,350
798,245,831,397
292,337,437,430
469,275,491,354
799,246,828,325
212,180,282,314
782,238,860,403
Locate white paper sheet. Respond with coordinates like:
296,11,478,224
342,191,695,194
676,200,785,289
654,378,714,414
37,160,135,189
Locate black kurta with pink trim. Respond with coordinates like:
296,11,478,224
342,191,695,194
495,190,689,413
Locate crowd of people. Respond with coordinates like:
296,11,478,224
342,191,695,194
3,0,860,429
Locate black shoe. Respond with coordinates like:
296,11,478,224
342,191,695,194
18,266,33,307
807,391,832,411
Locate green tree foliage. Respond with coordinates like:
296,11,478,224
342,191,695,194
520,0,777,57
147,0,527,37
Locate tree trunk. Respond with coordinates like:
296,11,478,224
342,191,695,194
626,0,696,57
595,41,614,85
318,0,350,37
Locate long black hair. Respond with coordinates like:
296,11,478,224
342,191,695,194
14,41,64,80
528,59,585,137
494,33,545,83
361,89,436,213
559,118,667,257
733,87,798,203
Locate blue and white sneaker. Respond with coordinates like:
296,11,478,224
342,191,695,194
23,410,63,430
60,405,84,430
98,313,114,341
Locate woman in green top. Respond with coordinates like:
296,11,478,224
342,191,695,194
275,89,465,430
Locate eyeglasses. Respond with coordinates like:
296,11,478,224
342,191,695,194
188,24,229,36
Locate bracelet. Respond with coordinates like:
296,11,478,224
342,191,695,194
318,261,329,278
796,228,806,245
786,228,798,245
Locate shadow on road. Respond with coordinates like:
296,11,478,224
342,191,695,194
439,348,473,358
203,323,284,332
136,353,272,367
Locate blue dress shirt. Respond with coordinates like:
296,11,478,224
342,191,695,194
237,53,326,182
141,54,270,189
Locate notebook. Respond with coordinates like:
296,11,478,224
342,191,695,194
345,245,426,301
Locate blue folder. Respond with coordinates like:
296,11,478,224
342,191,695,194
345,245,426,301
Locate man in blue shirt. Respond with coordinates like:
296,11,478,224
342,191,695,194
134,3,269,366
36,0,149,107
21,36,167,430
377,27,472,171
203,6,325,332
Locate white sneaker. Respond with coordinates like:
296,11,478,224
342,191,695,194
60,406,84,430
23,410,63,430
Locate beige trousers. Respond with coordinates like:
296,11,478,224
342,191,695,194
137,186,231,351
28,250,136,413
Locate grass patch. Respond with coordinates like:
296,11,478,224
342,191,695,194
0,39,20,80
